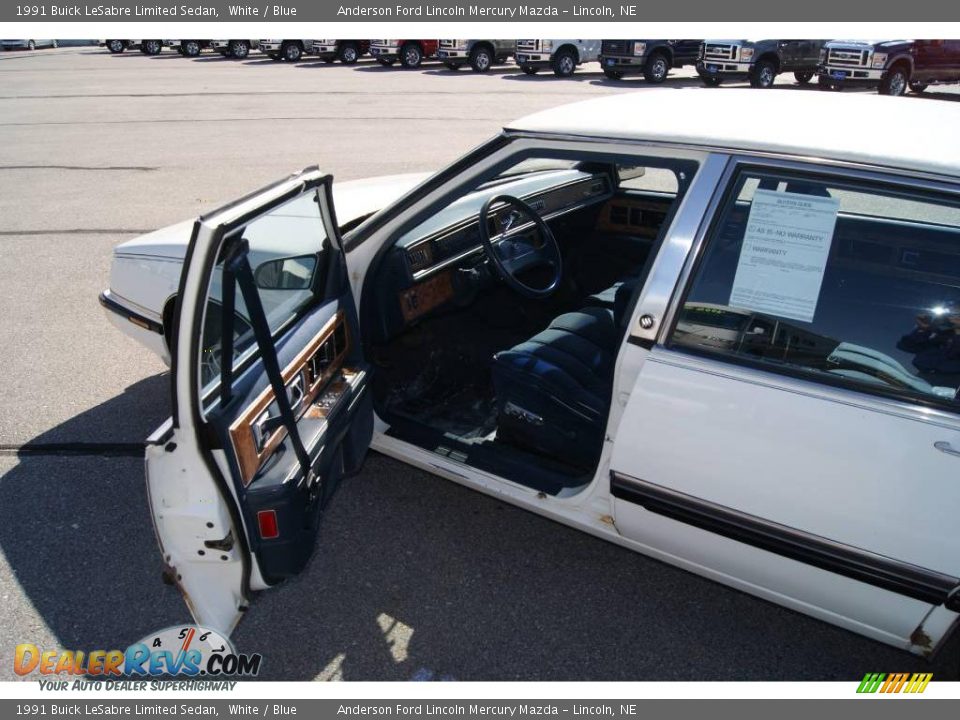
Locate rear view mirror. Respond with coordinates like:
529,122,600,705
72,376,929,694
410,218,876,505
254,255,317,290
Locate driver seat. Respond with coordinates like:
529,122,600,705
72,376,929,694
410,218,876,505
491,306,619,469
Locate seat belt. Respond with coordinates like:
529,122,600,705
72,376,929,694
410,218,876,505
225,240,315,486
220,258,237,408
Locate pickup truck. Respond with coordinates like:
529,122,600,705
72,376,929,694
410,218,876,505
259,39,314,62
819,39,960,95
210,40,256,59
598,39,703,82
515,39,601,77
437,40,516,72
312,40,369,64
369,40,439,68
698,39,827,88
103,39,163,55
165,40,211,57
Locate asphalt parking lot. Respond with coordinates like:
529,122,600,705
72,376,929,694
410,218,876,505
1,45,959,682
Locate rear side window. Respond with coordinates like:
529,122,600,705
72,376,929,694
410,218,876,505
670,168,960,410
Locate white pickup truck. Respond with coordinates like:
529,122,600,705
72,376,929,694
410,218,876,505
259,39,314,62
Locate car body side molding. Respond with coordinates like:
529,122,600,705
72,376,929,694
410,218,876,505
610,471,960,610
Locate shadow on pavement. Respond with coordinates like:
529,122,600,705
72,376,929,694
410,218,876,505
0,373,191,664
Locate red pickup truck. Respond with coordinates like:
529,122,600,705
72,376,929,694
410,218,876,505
369,40,439,68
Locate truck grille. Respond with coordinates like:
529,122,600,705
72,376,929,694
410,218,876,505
826,47,870,67
516,40,539,52
439,40,457,49
601,40,630,56
703,43,738,61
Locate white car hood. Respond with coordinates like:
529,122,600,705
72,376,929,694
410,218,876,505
113,172,431,260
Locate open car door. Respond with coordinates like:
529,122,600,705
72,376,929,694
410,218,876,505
145,168,373,634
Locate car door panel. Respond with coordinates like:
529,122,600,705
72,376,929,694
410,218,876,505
614,352,960,577
213,301,370,584
610,350,951,645
610,161,960,650
146,169,372,633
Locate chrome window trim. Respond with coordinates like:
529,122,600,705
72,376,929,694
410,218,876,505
656,154,960,426
625,152,731,347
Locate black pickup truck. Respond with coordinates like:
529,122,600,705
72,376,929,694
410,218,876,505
698,39,826,88
599,40,703,82
819,39,960,95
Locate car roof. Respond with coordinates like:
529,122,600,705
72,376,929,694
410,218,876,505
506,89,960,180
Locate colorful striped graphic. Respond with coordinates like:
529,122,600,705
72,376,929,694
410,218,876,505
857,672,933,694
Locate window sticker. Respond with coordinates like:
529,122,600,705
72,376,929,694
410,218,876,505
729,189,840,323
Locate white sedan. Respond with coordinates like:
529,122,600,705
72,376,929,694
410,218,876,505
104,89,960,657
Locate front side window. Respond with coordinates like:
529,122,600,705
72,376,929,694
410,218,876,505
671,168,960,408
200,191,329,390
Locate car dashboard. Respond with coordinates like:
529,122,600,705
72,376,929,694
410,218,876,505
366,169,613,338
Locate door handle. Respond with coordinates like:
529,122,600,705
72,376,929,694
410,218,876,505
934,441,960,458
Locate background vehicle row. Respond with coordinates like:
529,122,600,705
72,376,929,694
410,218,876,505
97,37,960,94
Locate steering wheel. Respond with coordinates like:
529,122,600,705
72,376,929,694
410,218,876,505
478,194,562,299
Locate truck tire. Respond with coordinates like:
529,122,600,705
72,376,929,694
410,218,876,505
282,42,303,62
909,81,928,93
521,65,539,75
107,40,125,53
643,52,670,83
182,40,201,57
230,40,250,59
749,59,777,88
551,48,577,77
469,45,494,73
400,42,423,68
879,64,909,96
339,42,360,64
817,75,838,90
28,40,36,50
603,68,624,80
794,71,814,84
444,62,461,70
143,40,162,55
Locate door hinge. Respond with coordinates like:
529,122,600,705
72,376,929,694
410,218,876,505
204,531,234,552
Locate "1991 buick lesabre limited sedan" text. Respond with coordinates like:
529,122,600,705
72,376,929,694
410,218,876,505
101,89,960,657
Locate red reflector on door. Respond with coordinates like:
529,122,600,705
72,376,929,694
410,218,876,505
258,510,279,539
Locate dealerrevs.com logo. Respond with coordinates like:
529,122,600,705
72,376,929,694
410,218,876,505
857,672,933,694
15,625,262,679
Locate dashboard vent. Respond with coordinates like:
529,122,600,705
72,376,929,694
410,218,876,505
407,245,432,272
